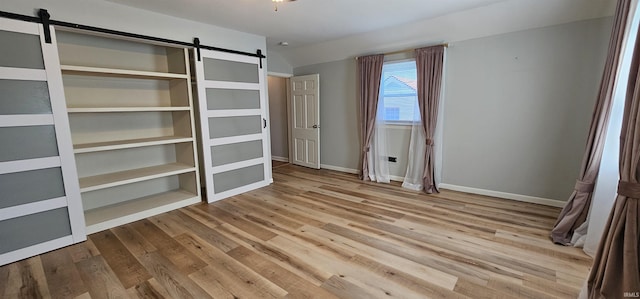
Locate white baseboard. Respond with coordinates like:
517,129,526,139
389,175,404,182
438,183,566,207
271,156,289,162
320,164,358,174
318,165,405,182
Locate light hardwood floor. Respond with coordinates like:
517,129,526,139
0,164,591,298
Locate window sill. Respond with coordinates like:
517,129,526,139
381,121,416,129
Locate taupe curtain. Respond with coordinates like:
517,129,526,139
587,19,640,297
551,0,631,245
358,54,385,180
415,45,445,194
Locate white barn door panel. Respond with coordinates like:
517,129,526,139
193,50,271,203
0,17,85,266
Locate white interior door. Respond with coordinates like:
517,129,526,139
290,74,320,169
193,49,271,203
0,17,85,266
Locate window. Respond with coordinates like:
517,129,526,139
384,107,400,120
379,60,419,122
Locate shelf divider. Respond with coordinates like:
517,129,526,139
84,190,199,234
61,65,189,80
80,163,196,193
67,107,191,113
74,136,193,154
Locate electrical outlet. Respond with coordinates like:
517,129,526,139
388,157,397,163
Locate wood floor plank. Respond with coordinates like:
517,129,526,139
3,257,51,299
0,163,591,299
320,275,379,299
223,196,305,230
523,274,581,298
0,261,8,297
130,219,207,275
486,276,556,299
127,278,172,299
362,220,559,281
177,233,288,298
89,229,152,288
67,238,100,263
41,248,88,298
110,225,157,257
322,222,492,285
136,251,213,299
148,213,189,238
268,234,429,299
234,193,326,227
75,255,128,299
299,224,459,290
168,210,239,253
200,205,278,241
349,254,467,298
215,222,332,286
227,245,340,299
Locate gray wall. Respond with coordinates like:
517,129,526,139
442,17,611,200
295,59,359,170
294,17,611,201
267,76,289,159
267,51,293,75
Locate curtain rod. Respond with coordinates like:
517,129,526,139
355,43,448,60
0,9,266,62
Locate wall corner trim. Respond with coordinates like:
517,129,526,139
438,184,566,208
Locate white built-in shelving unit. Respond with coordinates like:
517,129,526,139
57,31,201,234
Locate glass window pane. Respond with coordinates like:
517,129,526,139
0,80,51,114
211,140,263,167
380,60,419,122
213,164,264,193
0,167,65,209
208,116,261,139
0,30,44,69
203,58,258,83
206,88,260,110
0,126,59,162
0,208,71,254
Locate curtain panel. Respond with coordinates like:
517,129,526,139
415,45,445,194
358,54,385,180
588,16,640,295
551,0,632,245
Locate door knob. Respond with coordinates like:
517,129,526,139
312,125,320,129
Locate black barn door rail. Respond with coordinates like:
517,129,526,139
0,9,266,65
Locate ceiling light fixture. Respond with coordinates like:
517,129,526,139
272,0,296,12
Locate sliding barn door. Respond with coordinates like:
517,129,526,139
0,18,85,265
193,50,271,202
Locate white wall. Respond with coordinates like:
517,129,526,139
267,76,289,160
294,18,611,202
3,0,266,55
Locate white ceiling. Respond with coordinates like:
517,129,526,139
104,0,508,48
